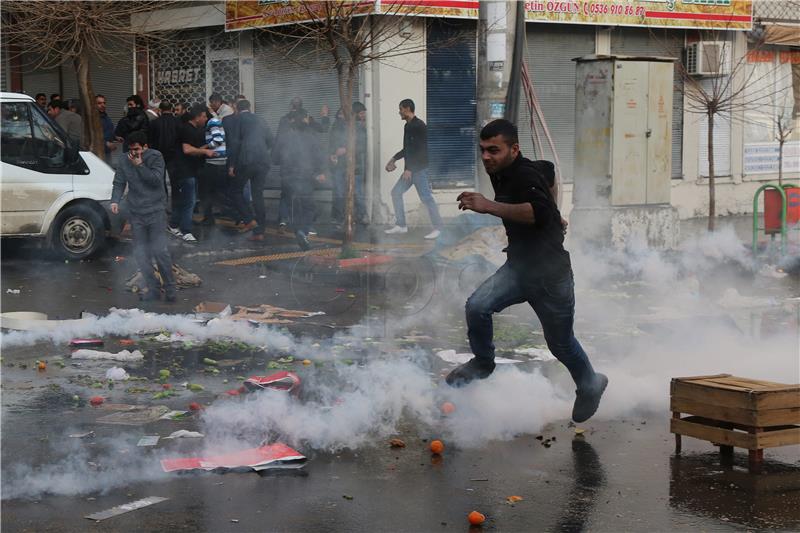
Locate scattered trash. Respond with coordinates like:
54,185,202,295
188,402,202,411
68,431,95,439
85,496,168,522
467,510,486,525
96,406,169,425
164,430,204,439
202,358,218,366
37,361,46,371
512,347,556,361
243,371,301,394
152,390,177,400
389,438,406,448
105,367,129,381
89,396,105,407
119,339,136,346
227,303,325,325
187,384,204,392
436,350,521,365
574,428,586,435
342,494,354,500
159,369,171,380
193,301,232,317
506,495,523,504
430,440,444,455
440,402,456,415
302,359,312,366
231,519,240,523
70,338,104,347
162,384,172,390
137,436,160,447
6,289,20,294
159,410,190,421
72,349,144,362
160,443,306,473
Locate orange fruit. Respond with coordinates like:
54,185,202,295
89,396,104,406
468,511,485,525
430,439,444,454
37,361,47,371
440,401,456,415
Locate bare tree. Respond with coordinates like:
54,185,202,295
258,1,454,251
671,29,794,231
1,1,174,158
773,96,795,186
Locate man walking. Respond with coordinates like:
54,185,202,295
96,94,118,164
384,98,442,240
226,99,273,241
446,119,607,423
168,103,215,243
110,131,176,302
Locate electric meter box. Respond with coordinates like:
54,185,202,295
573,55,675,207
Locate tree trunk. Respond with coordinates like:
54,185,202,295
707,111,715,232
339,65,357,250
74,51,103,159
778,138,784,187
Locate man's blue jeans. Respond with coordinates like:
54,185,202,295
466,262,597,390
390,168,442,228
170,176,196,235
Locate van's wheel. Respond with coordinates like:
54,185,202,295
51,205,105,260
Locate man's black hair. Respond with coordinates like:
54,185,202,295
480,119,519,146
35,93,46,100
126,94,144,108
237,99,251,111
187,103,207,120
47,100,62,110
399,98,415,112
127,130,148,147
159,101,173,112
95,94,105,100
209,93,223,103
352,101,366,113
50,93,60,101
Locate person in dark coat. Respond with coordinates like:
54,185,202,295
114,95,149,152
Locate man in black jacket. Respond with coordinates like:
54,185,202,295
226,99,274,241
149,101,181,192
384,98,442,240
114,95,149,152
446,119,608,424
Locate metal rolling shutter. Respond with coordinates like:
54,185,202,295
610,27,685,178
697,77,732,177
426,19,477,188
254,37,352,189
20,53,60,98
518,24,595,183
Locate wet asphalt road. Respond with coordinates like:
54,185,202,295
2,223,800,532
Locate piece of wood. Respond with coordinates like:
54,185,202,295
670,417,756,449
673,411,682,454
755,426,800,448
671,379,800,410
670,397,800,427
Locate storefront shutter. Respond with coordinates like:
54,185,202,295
426,19,477,188
20,53,60,98
518,24,595,183
254,37,354,189
610,27,685,178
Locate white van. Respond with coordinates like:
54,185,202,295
0,92,117,259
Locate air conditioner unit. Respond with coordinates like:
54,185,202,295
685,41,731,76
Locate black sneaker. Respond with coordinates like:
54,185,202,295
295,230,310,251
572,373,608,423
445,357,496,387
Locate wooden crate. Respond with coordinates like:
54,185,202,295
670,374,800,471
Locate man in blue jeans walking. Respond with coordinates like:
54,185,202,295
384,98,442,240
446,119,607,423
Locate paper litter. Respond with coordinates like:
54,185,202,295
161,443,306,473
85,496,168,522
72,349,144,362
164,430,204,439
105,367,130,381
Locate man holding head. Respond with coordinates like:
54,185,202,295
110,130,176,302
447,119,608,424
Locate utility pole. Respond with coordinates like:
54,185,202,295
476,0,519,197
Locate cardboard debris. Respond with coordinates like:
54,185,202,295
161,443,306,473
96,406,169,425
193,301,232,316
243,371,301,394
85,496,168,522
436,350,521,365
137,436,160,447
126,263,201,292
72,349,144,362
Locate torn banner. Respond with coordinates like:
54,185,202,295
161,443,306,473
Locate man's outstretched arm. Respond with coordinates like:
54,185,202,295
457,192,534,224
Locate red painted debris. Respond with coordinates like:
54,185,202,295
188,402,202,411
90,396,104,406
70,338,104,347
243,371,301,395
